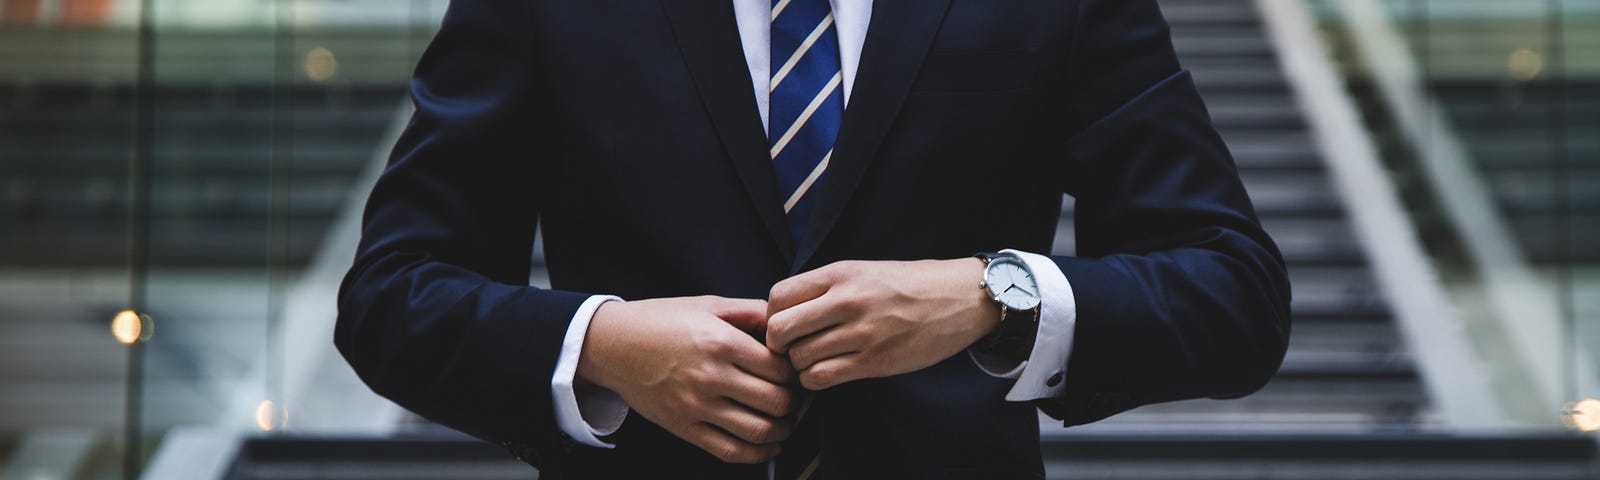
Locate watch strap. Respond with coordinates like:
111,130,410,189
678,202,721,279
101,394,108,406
974,305,1039,363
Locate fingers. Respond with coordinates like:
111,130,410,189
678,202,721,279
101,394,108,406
716,329,797,385
766,292,850,354
800,354,868,391
684,422,783,464
766,266,837,318
718,370,798,417
705,399,793,445
710,297,770,334
786,324,864,371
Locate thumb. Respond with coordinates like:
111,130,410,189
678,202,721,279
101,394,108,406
710,297,769,335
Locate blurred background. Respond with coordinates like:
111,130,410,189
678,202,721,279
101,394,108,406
0,0,1595,478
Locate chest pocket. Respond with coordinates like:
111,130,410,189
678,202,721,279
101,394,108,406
929,0,1049,54
914,0,1052,93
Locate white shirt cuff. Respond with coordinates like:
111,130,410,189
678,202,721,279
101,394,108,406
967,249,1078,402
551,295,629,448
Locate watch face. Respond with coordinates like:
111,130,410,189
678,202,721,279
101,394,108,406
984,257,1041,310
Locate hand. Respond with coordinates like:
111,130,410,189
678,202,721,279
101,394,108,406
577,296,798,463
766,259,1002,390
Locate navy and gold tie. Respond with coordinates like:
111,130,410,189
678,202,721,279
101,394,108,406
769,0,840,478
769,0,844,244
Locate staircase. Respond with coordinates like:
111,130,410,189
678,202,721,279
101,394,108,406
204,432,1599,480
0,82,402,268
0,28,409,477
1045,0,1428,435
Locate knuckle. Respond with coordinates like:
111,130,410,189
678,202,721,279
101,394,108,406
720,444,755,464
747,420,776,443
800,372,823,391
835,290,869,311
677,388,708,410
765,319,789,346
814,367,836,386
713,445,739,463
703,335,733,357
685,364,718,388
786,346,809,369
851,320,880,341
768,282,794,303
808,365,841,390
771,390,796,415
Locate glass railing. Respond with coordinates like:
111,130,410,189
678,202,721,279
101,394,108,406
0,0,443,477
1307,0,1599,432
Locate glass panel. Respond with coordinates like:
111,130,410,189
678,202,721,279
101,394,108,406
137,0,280,469
1309,0,1598,433
1556,0,1600,420
123,0,444,475
0,1,142,477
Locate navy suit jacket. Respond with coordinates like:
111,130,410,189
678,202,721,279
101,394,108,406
335,0,1292,478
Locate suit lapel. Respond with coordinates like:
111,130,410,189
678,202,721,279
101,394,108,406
661,0,796,262
791,0,954,273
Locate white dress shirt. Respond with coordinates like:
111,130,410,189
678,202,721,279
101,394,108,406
549,0,1079,448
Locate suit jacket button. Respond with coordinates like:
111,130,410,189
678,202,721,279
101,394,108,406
1045,370,1063,387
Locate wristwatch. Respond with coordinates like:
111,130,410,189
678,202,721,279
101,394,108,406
973,252,1042,363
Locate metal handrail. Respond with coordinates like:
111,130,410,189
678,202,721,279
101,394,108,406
1255,0,1512,429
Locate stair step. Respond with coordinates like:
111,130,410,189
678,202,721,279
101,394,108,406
209,434,1598,480
1037,434,1600,480
1173,36,1276,59
1161,2,1263,28
0,221,331,267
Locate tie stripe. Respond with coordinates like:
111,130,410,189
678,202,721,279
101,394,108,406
770,13,834,91
796,458,822,480
769,71,842,159
783,149,831,212
770,0,793,20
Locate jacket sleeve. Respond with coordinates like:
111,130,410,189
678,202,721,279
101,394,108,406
333,0,586,467
1036,0,1293,426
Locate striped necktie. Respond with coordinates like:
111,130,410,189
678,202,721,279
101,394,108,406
770,5,839,479
769,0,844,244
